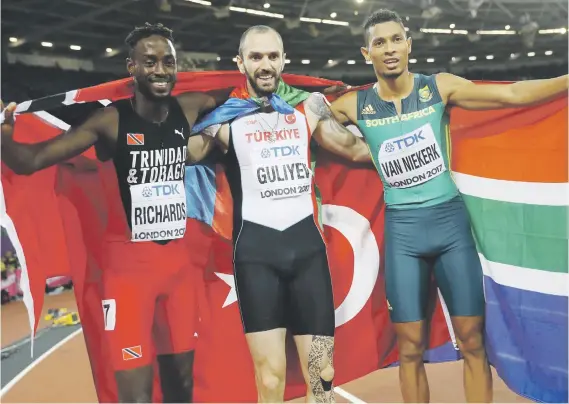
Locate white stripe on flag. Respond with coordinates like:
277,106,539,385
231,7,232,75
14,100,32,113
479,253,568,296
63,90,81,105
437,289,459,350
453,172,568,206
33,111,70,131
0,182,35,356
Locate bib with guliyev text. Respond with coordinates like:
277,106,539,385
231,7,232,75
251,142,312,200
129,180,187,242
378,123,447,189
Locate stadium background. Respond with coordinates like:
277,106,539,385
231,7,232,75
1,0,567,402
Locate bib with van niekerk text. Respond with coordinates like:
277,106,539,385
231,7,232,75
378,123,447,189
129,180,187,242
250,141,313,200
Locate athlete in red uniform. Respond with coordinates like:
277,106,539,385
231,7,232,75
1,23,225,403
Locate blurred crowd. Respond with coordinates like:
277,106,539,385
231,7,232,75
1,250,20,279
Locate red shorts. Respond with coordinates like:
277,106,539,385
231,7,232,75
100,218,213,371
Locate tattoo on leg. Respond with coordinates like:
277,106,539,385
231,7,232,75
308,335,335,403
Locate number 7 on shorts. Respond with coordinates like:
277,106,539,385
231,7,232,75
102,299,117,331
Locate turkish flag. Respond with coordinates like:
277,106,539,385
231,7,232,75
193,146,453,402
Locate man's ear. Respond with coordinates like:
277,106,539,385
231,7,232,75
126,57,135,76
360,46,371,63
236,55,245,74
280,52,287,73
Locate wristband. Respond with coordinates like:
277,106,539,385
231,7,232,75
202,123,221,138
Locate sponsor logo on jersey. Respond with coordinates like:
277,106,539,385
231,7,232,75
384,131,426,152
127,133,145,146
141,183,182,198
260,145,301,158
174,128,184,140
361,104,376,115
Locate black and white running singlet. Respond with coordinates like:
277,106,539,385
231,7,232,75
108,98,189,244
223,104,327,264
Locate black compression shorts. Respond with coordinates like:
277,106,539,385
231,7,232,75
234,249,335,336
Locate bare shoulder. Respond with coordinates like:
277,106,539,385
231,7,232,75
435,72,465,83
329,90,358,124
331,90,357,108
435,72,473,100
84,105,119,136
176,92,212,110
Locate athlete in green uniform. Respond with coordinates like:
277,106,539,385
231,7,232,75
330,9,568,403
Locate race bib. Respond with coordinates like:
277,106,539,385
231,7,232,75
129,180,187,242
378,123,447,188
251,143,312,200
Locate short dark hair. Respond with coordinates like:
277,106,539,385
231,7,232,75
238,25,283,57
125,22,174,56
363,9,405,45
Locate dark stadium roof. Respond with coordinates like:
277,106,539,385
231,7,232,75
2,0,568,79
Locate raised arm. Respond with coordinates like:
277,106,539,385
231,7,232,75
437,72,569,110
1,101,114,175
177,89,232,123
177,91,232,163
304,92,371,163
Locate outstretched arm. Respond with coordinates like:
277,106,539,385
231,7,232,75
1,101,112,175
304,93,371,163
437,73,568,110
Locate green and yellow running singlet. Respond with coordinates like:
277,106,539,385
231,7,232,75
357,73,458,209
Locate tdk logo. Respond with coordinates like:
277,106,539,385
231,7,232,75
142,184,181,197
262,145,300,158
388,131,426,152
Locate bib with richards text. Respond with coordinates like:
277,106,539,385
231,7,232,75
378,123,447,189
129,180,187,242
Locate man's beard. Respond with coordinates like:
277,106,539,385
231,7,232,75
245,68,280,97
381,69,404,79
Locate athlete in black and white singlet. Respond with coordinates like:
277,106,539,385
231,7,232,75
108,98,189,244
223,104,335,337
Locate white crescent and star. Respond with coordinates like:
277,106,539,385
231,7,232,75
214,204,381,327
